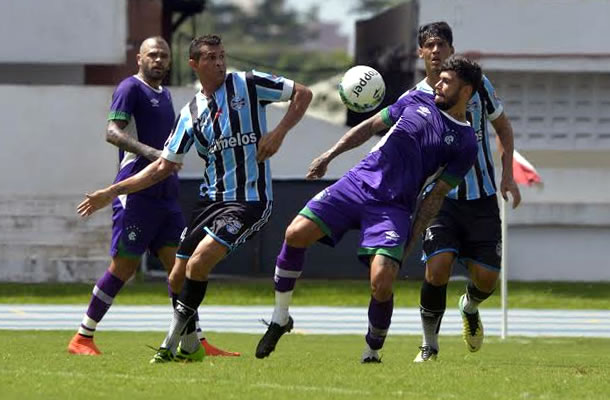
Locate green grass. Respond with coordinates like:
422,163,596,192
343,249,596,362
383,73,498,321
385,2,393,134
1,280,609,309
0,331,608,400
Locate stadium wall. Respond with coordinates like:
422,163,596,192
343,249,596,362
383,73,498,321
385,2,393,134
2,85,609,282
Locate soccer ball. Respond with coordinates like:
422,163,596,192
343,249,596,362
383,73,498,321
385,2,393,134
338,65,386,113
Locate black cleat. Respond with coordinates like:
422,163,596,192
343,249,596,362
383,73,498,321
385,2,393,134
255,316,294,359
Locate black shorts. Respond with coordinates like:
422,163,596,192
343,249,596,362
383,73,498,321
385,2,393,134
422,194,502,270
176,200,272,258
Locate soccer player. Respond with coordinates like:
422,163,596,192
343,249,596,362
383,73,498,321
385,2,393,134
255,56,482,363
76,34,313,363
67,36,238,357
401,22,521,362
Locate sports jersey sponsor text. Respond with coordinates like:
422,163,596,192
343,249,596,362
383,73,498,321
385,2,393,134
208,132,258,153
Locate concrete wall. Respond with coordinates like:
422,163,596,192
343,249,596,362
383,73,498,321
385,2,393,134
0,0,127,64
419,0,610,72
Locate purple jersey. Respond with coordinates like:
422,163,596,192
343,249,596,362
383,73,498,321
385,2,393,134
108,76,178,199
346,91,477,213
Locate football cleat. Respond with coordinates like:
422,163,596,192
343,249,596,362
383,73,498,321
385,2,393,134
175,344,205,362
361,347,382,364
67,333,101,356
201,339,240,357
459,294,484,352
149,347,175,364
255,316,294,359
413,345,438,362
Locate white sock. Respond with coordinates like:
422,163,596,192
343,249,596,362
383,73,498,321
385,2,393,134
271,290,293,325
78,315,98,337
195,319,204,340
463,294,480,314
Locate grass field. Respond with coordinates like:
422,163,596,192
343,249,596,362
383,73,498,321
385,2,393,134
2,280,609,399
1,280,610,309
1,331,608,400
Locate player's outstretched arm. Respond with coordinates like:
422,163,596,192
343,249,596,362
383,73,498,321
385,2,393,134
492,113,521,209
256,82,313,162
77,158,180,217
107,120,162,161
305,113,389,180
404,180,452,259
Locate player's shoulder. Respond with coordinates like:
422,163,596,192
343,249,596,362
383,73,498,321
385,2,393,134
115,75,141,92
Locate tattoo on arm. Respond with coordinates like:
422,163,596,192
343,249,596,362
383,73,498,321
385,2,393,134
106,121,161,162
404,182,451,258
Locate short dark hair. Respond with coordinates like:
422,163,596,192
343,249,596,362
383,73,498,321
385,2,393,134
418,21,453,47
440,56,482,97
189,34,222,60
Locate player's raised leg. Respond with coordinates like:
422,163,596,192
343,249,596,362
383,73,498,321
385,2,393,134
361,254,399,363
255,215,324,359
68,256,139,355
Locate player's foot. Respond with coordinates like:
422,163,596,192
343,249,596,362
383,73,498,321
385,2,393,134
459,294,484,352
149,347,175,364
413,345,438,362
175,344,205,363
201,339,240,357
361,347,382,364
67,333,101,355
255,316,294,359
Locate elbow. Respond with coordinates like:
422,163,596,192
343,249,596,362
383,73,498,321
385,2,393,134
295,84,313,107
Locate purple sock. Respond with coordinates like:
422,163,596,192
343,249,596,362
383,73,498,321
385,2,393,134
274,242,306,292
365,294,394,350
78,270,125,336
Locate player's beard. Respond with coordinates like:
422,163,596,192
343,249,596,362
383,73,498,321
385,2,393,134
435,91,459,111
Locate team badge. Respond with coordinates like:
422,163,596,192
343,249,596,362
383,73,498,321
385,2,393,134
125,225,142,242
444,134,455,145
230,96,245,110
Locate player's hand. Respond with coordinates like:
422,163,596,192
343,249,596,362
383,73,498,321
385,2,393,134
256,130,284,162
77,188,115,217
500,175,521,209
306,154,330,180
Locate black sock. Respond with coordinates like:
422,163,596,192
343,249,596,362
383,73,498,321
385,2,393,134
420,280,447,350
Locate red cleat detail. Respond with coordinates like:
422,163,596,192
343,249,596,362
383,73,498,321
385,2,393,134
67,333,102,356
201,339,240,357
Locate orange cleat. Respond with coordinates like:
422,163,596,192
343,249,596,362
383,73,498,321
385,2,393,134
201,338,240,357
67,333,102,356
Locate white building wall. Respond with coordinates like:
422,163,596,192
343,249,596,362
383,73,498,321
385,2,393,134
0,0,127,64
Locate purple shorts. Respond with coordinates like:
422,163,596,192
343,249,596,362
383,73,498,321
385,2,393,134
110,194,185,259
301,176,411,263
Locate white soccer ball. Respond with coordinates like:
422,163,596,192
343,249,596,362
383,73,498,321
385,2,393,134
338,65,386,113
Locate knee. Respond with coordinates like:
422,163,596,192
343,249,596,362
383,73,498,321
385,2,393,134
284,223,308,248
370,276,393,302
425,263,451,286
168,271,182,294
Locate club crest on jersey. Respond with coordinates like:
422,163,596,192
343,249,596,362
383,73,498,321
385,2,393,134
230,96,245,110
444,134,455,145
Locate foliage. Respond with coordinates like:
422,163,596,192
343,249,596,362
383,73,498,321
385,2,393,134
170,0,351,86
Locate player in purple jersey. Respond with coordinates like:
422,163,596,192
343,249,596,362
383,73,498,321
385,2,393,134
68,37,237,357
76,35,312,363
255,57,482,363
